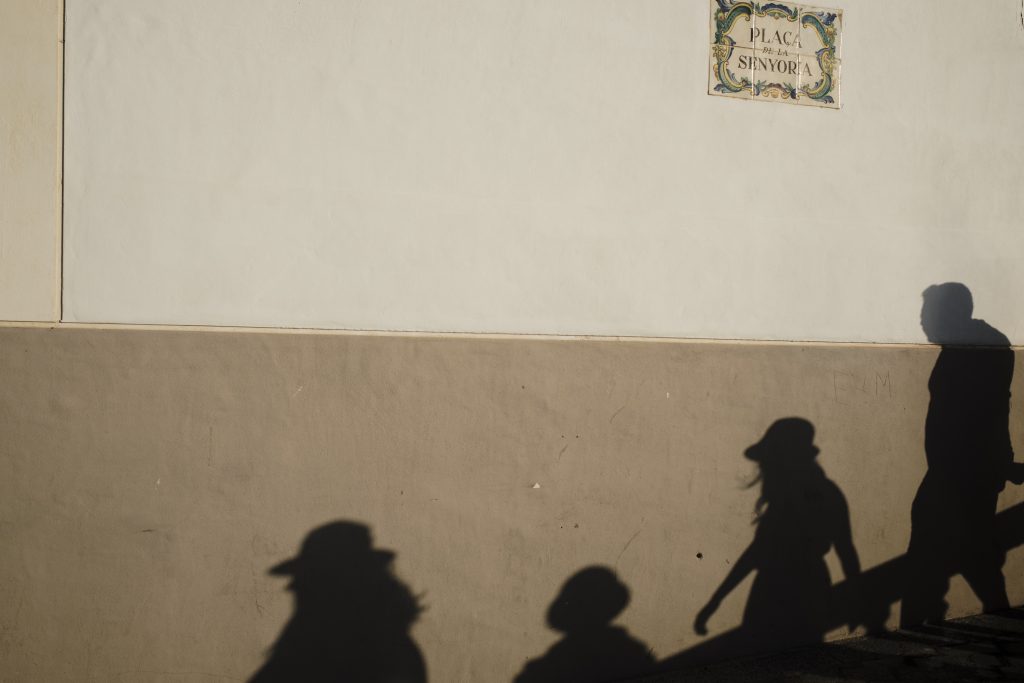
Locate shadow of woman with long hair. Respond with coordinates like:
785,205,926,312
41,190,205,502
693,418,877,653
249,521,427,682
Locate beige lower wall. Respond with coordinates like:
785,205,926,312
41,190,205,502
1,327,1022,681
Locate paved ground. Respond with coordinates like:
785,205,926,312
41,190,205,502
631,608,1024,682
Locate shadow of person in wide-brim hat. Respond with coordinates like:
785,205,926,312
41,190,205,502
694,418,872,650
249,521,427,683
743,416,818,465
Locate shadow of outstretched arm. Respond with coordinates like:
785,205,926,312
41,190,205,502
659,500,1024,672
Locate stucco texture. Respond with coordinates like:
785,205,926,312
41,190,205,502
1,327,1022,681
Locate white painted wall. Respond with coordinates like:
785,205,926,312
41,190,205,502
63,0,1024,343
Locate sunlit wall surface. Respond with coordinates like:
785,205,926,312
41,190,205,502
62,0,1024,343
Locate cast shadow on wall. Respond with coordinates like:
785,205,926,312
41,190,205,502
248,521,427,683
660,282,1024,674
513,566,654,683
667,417,887,669
694,418,882,644
243,284,1022,683
903,282,1023,626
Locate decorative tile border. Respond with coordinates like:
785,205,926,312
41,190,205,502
708,1,842,109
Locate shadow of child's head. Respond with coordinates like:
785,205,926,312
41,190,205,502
546,566,630,633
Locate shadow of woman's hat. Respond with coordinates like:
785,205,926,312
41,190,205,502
270,521,396,576
744,417,818,462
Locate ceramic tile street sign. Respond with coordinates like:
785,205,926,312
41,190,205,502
708,1,842,109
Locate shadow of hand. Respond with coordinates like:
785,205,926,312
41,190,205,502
694,602,718,636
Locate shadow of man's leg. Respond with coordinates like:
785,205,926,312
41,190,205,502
961,538,1010,614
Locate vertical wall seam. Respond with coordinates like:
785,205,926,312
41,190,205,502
56,0,65,322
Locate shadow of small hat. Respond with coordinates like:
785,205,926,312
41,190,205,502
270,521,396,576
547,566,630,632
744,417,818,462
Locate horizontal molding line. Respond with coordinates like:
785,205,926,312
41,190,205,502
0,319,1003,350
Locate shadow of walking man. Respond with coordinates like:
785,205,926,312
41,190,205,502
514,566,654,683
249,521,427,683
901,283,1024,627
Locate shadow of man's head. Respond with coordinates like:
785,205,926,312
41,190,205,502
920,282,975,345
